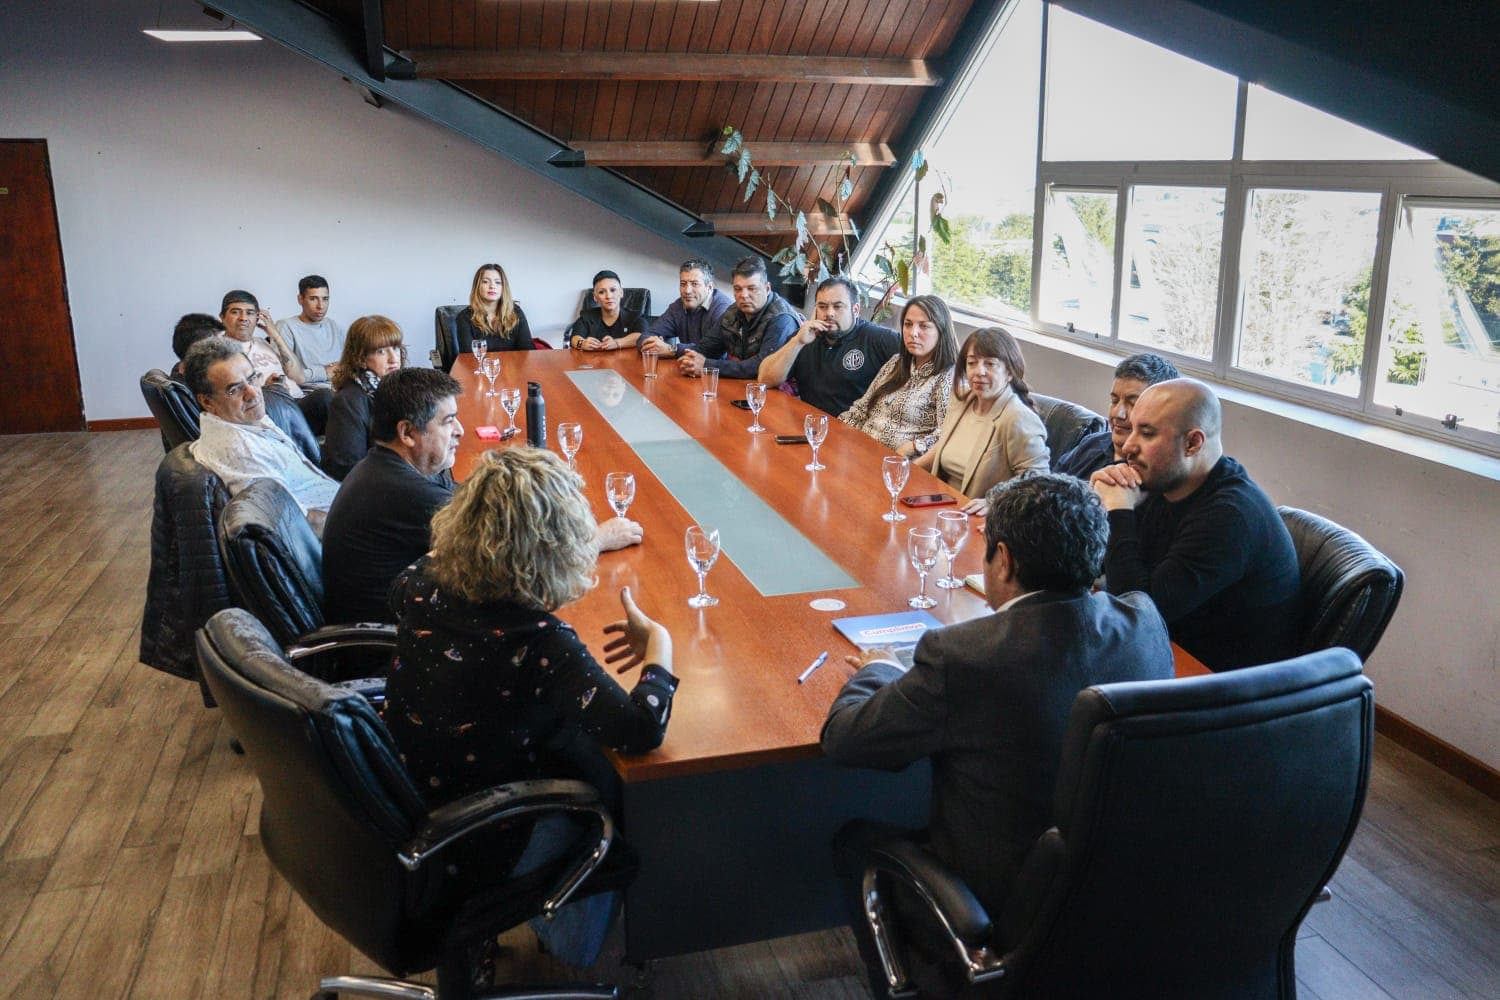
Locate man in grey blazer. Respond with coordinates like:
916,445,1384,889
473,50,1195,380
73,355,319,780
822,473,1174,927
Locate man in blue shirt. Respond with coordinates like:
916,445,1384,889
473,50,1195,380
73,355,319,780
758,276,900,416
678,257,802,380
638,258,733,358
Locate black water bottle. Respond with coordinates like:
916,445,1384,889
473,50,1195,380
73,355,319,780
525,381,546,449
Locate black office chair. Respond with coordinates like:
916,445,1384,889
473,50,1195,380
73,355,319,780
140,369,202,452
435,305,467,372
195,608,625,1000
577,287,653,324
848,648,1373,999
1278,506,1404,662
218,477,393,683
262,384,323,466
140,443,233,689
1030,393,1106,468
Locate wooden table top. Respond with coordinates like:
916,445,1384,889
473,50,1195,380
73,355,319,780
449,349,1207,781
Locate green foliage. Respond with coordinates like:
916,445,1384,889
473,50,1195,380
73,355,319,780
929,214,1033,315
1439,221,1500,346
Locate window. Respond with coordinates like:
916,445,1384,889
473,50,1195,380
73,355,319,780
1119,185,1225,359
1233,189,1381,395
1374,200,1500,435
1043,7,1237,162
1039,187,1116,334
1243,85,1434,162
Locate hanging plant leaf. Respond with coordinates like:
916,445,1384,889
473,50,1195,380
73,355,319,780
817,260,831,282
896,258,911,294
772,246,798,265
766,188,777,220
918,234,928,256
816,197,839,219
929,191,947,218
931,214,952,246
874,254,894,279
720,126,742,156
838,176,854,203
744,168,760,202
795,211,810,248
736,150,751,182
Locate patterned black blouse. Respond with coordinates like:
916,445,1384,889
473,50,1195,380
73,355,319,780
384,558,679,808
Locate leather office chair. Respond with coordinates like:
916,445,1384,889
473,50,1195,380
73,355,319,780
140,369,202,452
1279,507,1404,661
849,648,1373,999
140,444,233,687
577,287,653,324
195,608,624,1000
262,384,323,466
436,304,467,372
1030,393,1106,468
217,477,392,683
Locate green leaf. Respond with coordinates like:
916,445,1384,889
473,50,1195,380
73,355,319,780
929,191,946,218
780,258,799,280
720,127,742,156
795,211,810,248
931,214,951,246
896,258,911,294
914,160,929,184
744,168,760,202
772,246,798,265
816,197,838,219
736,149,750,182
794,253,809,275
816,261,831,283
838,176,853,203
765,189,777,220
918,234,928,256
875,254,894,279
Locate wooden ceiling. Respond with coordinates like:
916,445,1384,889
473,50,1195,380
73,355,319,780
310,0,987,256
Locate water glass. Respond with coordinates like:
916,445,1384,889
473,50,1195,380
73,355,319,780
702,367,720,400
881,455,910,522
685,525,721,608
480,356,501,397
557,421,583,471
643,351,659,379
471,339,488,374
804,413,828,471
745,382,768,433
936,509,968,589
908,527,941,609
605,472,635,518
499,386,521,436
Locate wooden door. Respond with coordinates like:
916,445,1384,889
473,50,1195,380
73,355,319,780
0,140,84,433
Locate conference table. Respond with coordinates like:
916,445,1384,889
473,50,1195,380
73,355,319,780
448,347,1206,960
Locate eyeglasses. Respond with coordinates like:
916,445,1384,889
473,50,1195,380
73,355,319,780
222,367,262,397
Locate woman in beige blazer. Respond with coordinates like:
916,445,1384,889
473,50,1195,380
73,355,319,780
917,327,1049,513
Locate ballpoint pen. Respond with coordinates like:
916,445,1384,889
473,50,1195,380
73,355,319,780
797,651,830,684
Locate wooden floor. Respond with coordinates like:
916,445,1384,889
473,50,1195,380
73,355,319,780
0,429,1496,999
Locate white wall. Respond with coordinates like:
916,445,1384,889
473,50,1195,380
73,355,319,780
995,325,1500,772
0,0,690,421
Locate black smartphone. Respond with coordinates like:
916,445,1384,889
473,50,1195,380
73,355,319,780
730,399,751,410
900,494,958,508
775,434,808,445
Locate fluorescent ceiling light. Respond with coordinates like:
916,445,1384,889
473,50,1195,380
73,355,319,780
143,29,260,42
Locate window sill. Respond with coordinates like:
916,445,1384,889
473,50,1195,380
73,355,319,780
948,306,1500,485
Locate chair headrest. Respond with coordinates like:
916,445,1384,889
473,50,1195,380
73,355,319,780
219,478,325,641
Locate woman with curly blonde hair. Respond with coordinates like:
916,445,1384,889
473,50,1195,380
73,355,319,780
385,446,675,966
458,262,535,351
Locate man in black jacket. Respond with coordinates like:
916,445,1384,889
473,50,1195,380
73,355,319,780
1090,378,1300,671
823,474,1173,927
678,256,802,380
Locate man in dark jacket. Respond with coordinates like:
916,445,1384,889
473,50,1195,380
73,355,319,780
678,256,802,380
1091,378,1301,671
823,474,1174,927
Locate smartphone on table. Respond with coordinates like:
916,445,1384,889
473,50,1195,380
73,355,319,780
899,494,957,508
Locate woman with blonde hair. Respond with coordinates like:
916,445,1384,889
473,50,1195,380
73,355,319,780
458,262,535,351
321,314,404,480
384,447,675,965
839,294,959,457
917,326,1049,513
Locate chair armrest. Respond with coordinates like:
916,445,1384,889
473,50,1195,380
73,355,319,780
401,778,616,918
286,622,397,659
861,832,1007,988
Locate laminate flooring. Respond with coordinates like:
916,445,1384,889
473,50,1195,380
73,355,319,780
0,429,1496,999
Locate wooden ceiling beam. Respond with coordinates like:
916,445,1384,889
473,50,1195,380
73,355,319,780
703,213,854,236
561,141,896,167
398,50,941,86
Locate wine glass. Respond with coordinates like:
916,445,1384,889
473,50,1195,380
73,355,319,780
936,509,968,589
745,382,767,433
480,356,501,397
499,386,521,436
881,455,910,522
908,527,941,609
804,413,828,471
685,525,721,608
557,422,583,471
605,472,636,518
471,338,488,374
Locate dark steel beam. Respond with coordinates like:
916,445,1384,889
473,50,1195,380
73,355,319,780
359,0,384,82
